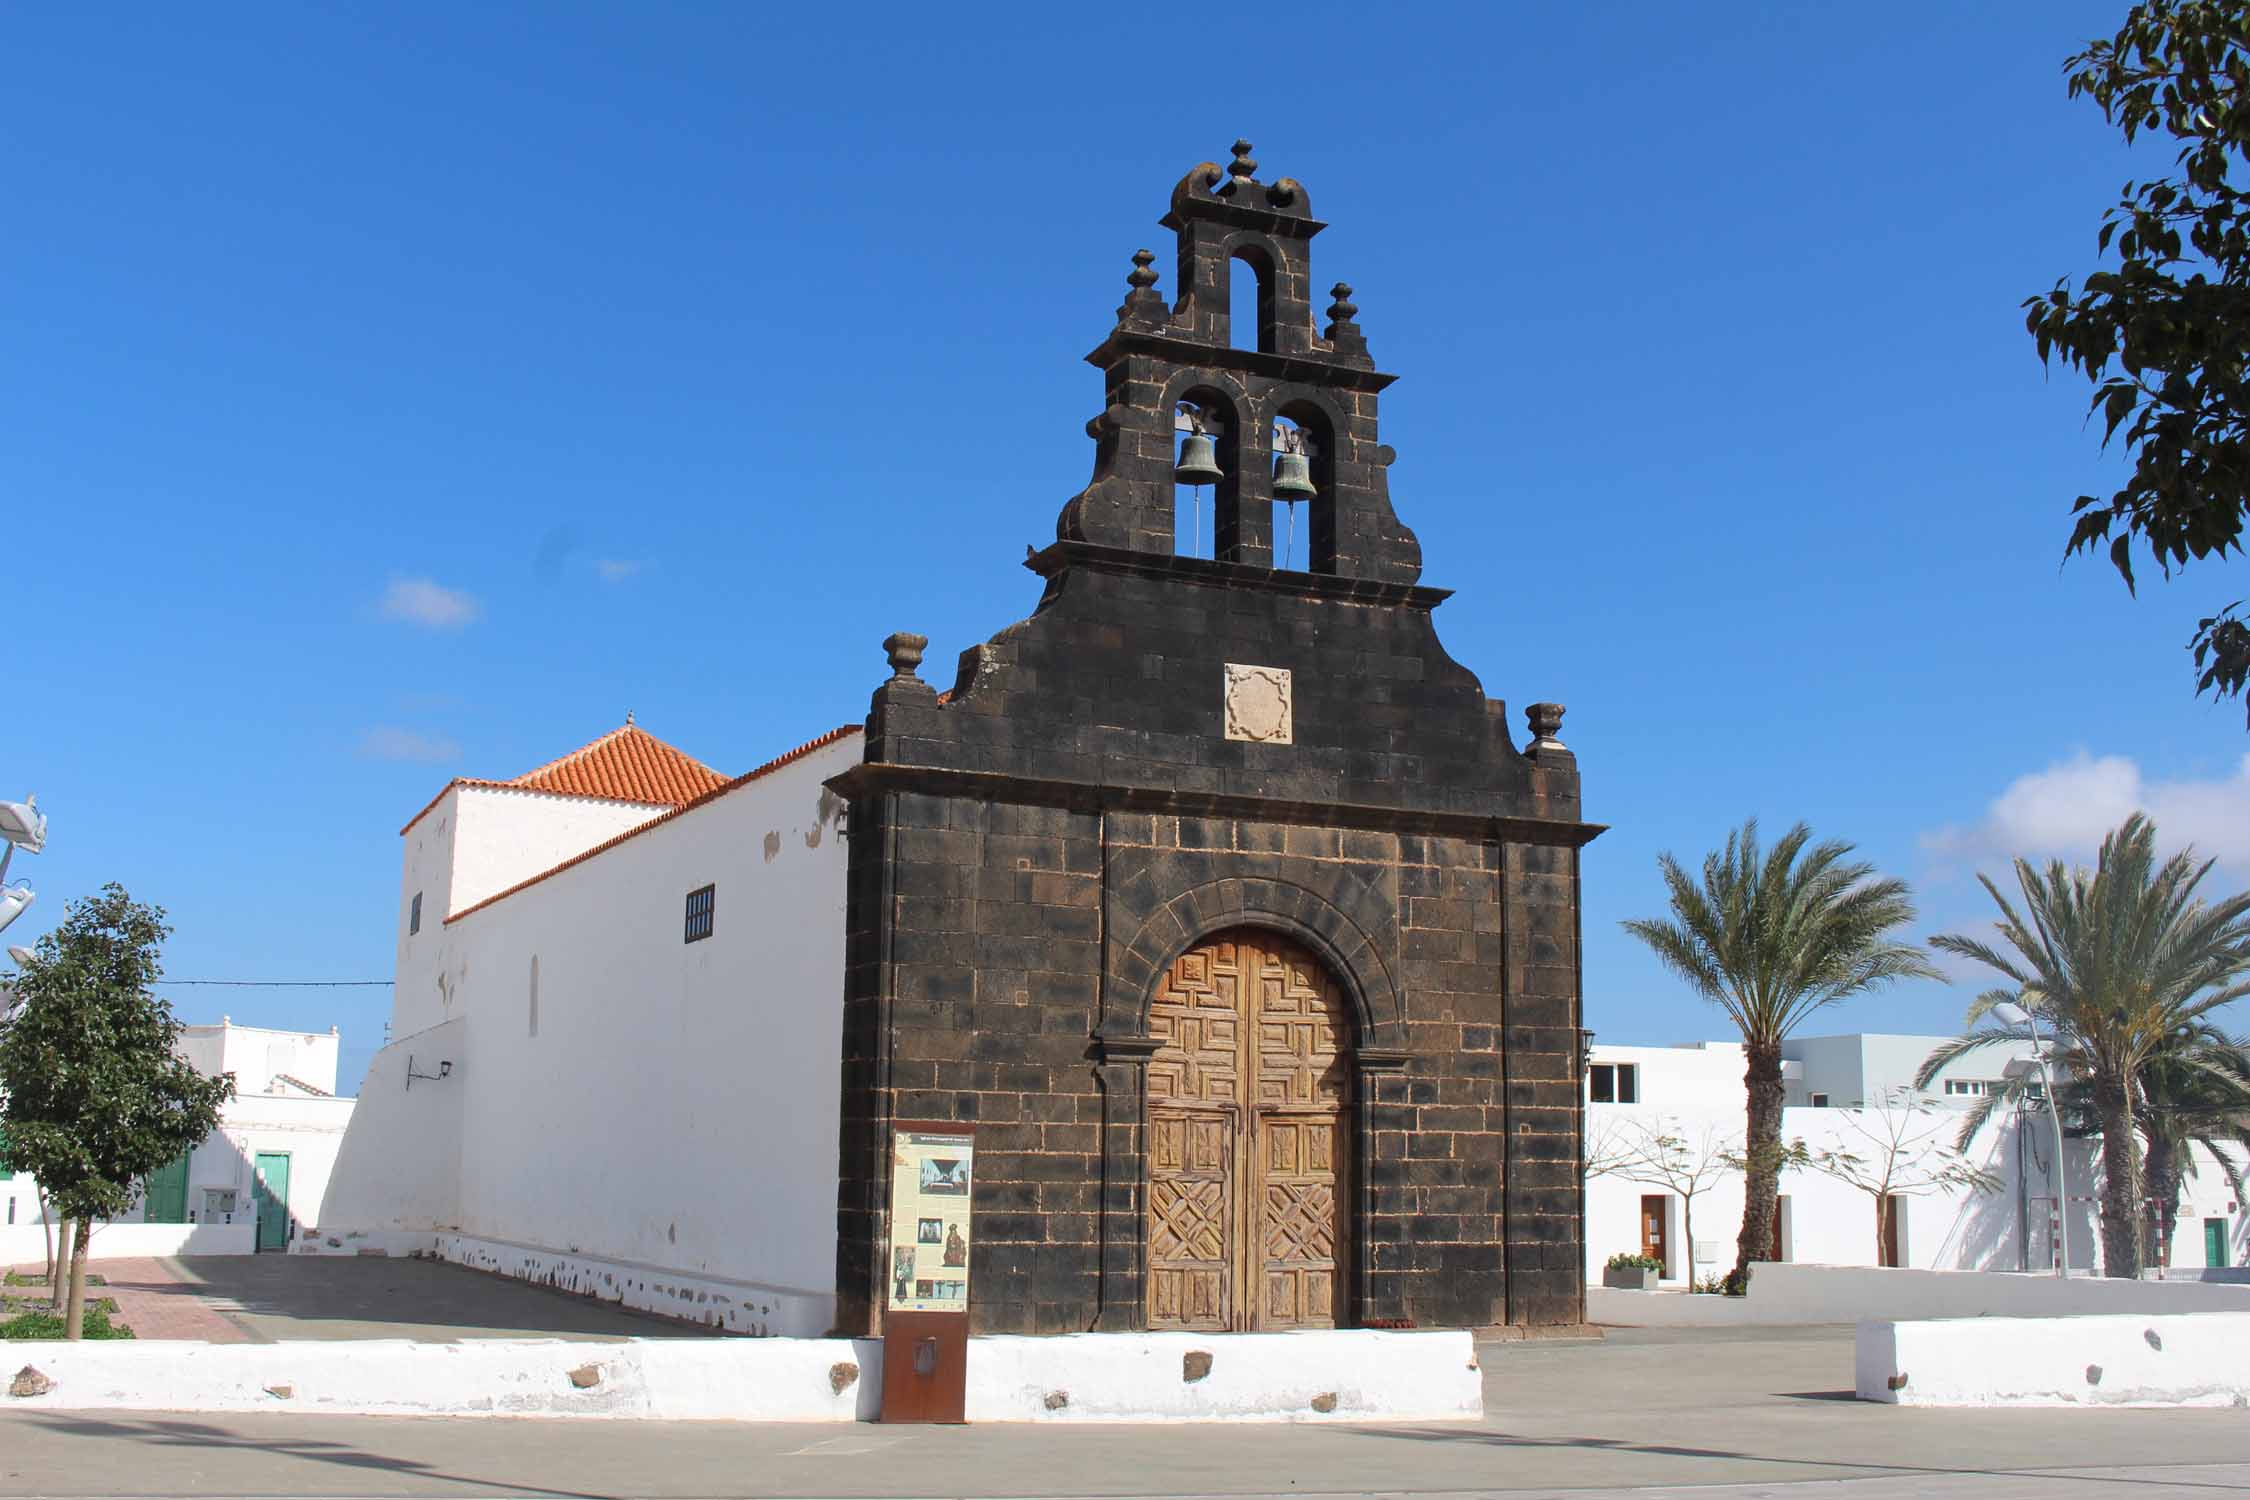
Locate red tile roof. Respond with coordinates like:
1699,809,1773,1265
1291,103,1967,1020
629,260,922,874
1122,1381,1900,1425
444,724,863,926
398,720,732,835
507,722,730,805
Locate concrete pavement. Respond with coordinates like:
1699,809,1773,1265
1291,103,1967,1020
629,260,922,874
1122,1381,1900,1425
6,1257,712,1344
0,1324,2243,1498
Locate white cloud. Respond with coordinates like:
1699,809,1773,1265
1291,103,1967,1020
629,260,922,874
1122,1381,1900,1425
594,559,644,582
378,577,481,629
358,727,462,764
1923,751,2250,874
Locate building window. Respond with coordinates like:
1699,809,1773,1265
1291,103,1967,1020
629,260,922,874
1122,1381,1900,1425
410,892,422,936
1589,1063,1638,1104
1809,1092,1830,1108
1944,1079,1997,1097
684,883,716,944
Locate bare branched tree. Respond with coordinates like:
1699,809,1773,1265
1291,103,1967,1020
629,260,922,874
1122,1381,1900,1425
1800,1088,2001,1265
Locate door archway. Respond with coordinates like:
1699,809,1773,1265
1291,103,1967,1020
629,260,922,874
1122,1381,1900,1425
1145,928,1353,1330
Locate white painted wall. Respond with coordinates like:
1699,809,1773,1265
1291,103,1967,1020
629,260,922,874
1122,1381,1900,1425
1859,1311,2250,1406
0,1222,254,1266
331,731,860,1335
4,1025,355,1251
1594,1260,2250,1327
1586,1098,2113,1284
319,1019,465,1234
1586,1037,2248,1283
176,1022,341,1096
394,786,669,1037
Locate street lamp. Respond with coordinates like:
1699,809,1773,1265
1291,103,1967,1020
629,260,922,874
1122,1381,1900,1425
1993,999,2071,1279
0,796,43,938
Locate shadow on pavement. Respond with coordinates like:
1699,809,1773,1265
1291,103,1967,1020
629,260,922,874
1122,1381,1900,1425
167,1255,721,1341
18,1415,625,1499
1353,1427,2250,1492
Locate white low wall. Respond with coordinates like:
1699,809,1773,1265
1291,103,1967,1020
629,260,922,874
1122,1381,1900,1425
1857,1312,2250,1407
966,1330,1481,1423
0,1329,1482,1424
0,1337,880,1421
433,1233,826,1339
1591,1262,2250,1327
0,1223,255,1267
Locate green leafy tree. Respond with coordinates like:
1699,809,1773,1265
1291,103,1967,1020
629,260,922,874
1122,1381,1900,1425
1922,814,2250,1276
0,886,233,1338
2026,1,2250,715
1623,820,1939,1292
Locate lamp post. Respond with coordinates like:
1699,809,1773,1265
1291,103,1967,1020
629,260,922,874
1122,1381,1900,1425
0,796,45,938
1993,1000,2070,1278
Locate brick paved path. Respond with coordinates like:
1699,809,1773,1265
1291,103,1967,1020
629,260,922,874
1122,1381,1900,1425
5,1257,246,1341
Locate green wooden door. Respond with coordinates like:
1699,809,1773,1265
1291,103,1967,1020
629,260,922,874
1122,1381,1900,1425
143,1151,190,1224
2207,1217,2230,1269
252,1152,291,1251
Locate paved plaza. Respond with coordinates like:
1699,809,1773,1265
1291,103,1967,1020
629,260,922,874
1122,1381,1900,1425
0,1322,2242,1498
3,1256,711,1344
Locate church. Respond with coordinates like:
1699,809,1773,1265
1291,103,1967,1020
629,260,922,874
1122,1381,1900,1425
320,144,1598,1340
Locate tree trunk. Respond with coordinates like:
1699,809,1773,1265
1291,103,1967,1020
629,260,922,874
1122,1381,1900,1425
2093,1075,2143,1279
1731,1040,1786,1294
38,1197,54,1287
2142,1130,2180,1270
1682,1195,1697,1289
1874,1194,1888,1265
48,1216,69,1310
62,1218,90,1340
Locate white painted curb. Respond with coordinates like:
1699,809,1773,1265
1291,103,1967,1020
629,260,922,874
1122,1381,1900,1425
1856,1311,2250,1407
0,1329,1483,1423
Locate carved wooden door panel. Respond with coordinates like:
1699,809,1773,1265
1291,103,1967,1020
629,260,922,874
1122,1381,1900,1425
1147,930,1350,1332
1146,1107,1233,1330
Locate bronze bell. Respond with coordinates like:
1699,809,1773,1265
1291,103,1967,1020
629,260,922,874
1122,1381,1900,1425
1272,448,1316,500
1175,432,1224,486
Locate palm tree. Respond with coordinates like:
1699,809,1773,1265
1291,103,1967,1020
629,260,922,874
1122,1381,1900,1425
2129,1031,2250,1267
1921,1020,2250,1270
1921,814,2250,1278
1624,819,1939,1292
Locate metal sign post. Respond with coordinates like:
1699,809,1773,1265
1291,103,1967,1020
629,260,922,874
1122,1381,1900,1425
878,1121,974,1423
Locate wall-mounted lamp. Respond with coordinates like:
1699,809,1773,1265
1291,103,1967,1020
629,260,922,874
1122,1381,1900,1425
1577,1028,1597,1074
405,1055,454,1091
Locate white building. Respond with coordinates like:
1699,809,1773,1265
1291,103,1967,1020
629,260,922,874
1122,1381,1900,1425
2,1019,355,1258
1584,1034,2246,1286
318,718,860,1336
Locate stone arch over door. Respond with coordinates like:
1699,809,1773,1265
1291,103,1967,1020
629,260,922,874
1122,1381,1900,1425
1144,928,1354,1331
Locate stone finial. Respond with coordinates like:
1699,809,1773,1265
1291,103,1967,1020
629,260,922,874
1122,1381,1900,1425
1527,702,1567,751
1126,249,1158,290
883,631,929,680
1228,139,1257,180
1326,283,1358,323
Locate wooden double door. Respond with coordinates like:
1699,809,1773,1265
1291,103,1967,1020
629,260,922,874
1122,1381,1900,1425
1145,930,1353,1331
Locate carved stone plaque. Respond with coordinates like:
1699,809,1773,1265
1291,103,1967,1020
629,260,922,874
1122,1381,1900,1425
1223,664,1293,744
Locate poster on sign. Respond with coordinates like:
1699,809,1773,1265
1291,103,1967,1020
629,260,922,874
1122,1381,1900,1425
887,1128,974,1313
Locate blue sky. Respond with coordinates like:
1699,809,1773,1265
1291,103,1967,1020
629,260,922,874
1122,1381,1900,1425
7,2,2244,1092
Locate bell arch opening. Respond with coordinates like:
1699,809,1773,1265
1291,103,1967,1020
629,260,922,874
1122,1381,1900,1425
1228,249,1275,353
1275,399,1338,575
1172,396,1231,559
1144,927,1354,1332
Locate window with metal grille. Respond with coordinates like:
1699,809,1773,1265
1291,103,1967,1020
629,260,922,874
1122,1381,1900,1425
684,883,715,944
410,892,422,936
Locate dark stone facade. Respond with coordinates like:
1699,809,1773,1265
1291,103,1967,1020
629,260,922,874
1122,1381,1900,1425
827,143,1599,1336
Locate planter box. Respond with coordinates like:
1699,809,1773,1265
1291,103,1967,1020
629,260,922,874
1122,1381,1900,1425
1603,1267,1660,1290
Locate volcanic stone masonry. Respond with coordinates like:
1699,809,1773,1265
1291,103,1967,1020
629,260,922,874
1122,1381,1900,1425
825,141,1601,1336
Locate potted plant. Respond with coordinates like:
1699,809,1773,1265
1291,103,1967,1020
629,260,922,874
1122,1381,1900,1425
1602,1252,1663,1290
